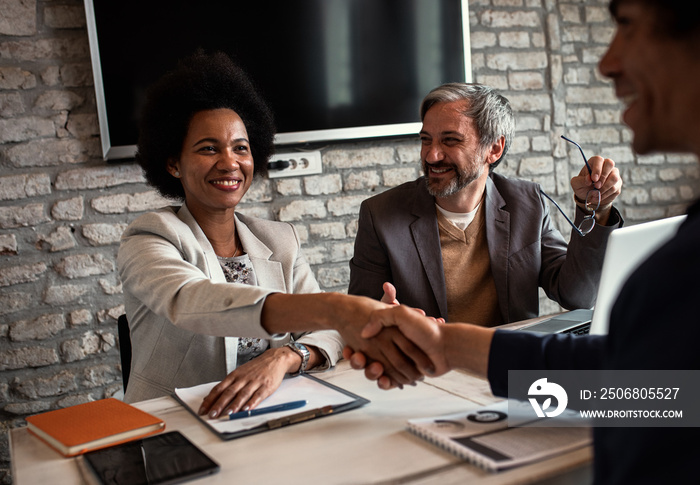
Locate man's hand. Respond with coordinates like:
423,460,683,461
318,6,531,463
381,281,399,305
570,155,622,225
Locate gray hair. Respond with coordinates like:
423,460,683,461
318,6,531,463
420,83,515,170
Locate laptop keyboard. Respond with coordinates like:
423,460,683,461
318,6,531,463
564,322,591,335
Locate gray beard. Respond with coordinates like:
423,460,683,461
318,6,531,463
423,162,484,198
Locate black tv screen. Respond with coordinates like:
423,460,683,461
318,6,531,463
85,0,471,160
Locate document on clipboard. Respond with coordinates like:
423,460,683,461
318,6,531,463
174,373,369,440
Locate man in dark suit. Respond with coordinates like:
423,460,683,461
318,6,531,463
349,83,623,325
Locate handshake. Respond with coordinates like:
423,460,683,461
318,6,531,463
339,283,493,390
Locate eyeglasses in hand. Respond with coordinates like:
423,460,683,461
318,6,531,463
540,136,601,237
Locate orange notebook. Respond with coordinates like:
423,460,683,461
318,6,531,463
25,398,165,457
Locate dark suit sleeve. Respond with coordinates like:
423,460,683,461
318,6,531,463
487,329,606,397
348,200,391,300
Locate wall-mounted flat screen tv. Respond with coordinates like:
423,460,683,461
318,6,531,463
85,0,471,161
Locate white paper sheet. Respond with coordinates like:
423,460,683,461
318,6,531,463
175,376,356,434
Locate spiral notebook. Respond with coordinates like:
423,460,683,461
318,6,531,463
407,400,591,472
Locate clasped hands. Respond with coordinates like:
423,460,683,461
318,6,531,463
342,282,450,390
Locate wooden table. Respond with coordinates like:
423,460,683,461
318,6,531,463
10,358,592,484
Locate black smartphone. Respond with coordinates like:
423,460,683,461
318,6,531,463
83,430,220,485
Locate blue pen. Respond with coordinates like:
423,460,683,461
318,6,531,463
227,400,307,420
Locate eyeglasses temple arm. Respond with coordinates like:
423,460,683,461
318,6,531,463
539,189,585,237
561,135,593,176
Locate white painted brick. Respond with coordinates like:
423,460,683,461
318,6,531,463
43,283,91,304
651,186,678,202
324,146,395,169
0,67,37,89
275,178,302,196
4,138,101,167
585,6,609,23
519,156,555,175
480,10,541,28
562,26,589,43
382,167,418,187
470,31,497,49
51,196,83,220
82,223,128,246
0,173,51,201
36,226,77,252
0,262,47,287
499,31,530,48
44,5,86,29
54,164,144,191
70,309,93,326
476,74,508,90
0,291,33,316
344,170,381,192
680,185,695,200
327,195,367,217
0,347,59,371
508,93,551,112
0,116,54,143
34,90,84,111
0,203,49,229
487,51,548,71
0,0,36,36
278,199,327,221
396,142,421,163
54,253,114,279
620,187,650,205
309,222,347,240
637,154,666,165
531,136,552,152
9,314,65,342
508,71,544,90
0,92,25,116
559,5,581,23
304,174,342,195
659,168,684,182
0,233,18,255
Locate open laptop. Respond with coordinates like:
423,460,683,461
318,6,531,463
521,214,687,335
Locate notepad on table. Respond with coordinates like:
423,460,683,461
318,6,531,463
407,400,591,472
174,373,368,440
25,398,165,457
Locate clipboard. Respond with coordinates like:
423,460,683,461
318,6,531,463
173,373,369,440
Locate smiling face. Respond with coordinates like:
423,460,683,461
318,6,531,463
599,2,700,155
167,109,254,220
420,100,490,199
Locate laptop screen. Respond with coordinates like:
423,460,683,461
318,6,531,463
588,215,686,335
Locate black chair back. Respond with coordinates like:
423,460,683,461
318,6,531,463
117,314,132,391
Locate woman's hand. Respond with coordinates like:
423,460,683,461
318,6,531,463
198,346,302,419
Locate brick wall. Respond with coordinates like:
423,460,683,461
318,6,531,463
1,0,697,481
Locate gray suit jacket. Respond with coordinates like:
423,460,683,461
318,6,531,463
349,174,622,323
118,204,343,403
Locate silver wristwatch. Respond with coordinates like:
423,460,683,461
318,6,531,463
286,342,310,375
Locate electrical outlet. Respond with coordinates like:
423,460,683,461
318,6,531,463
267,151,323,178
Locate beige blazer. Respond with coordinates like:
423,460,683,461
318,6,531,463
117,204,343,403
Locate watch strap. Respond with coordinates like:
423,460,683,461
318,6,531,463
286,342,310,376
